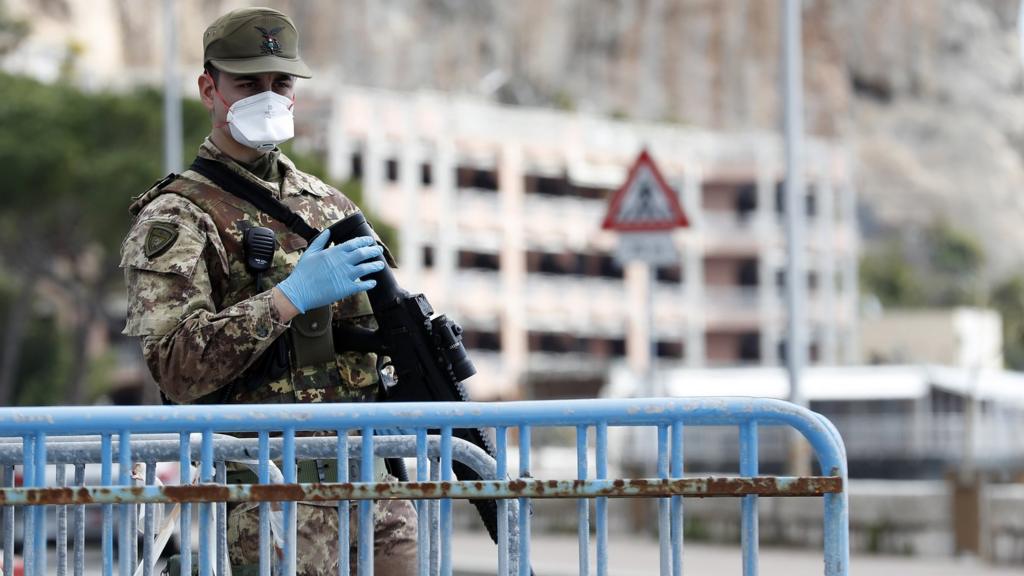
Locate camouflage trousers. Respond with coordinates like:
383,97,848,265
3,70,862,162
227,498,417,576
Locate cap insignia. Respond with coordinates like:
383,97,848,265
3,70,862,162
255,26,284,55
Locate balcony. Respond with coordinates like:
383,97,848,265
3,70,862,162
704,286,764,328
700,211,762,253
522,195,606,248
525,275,628,333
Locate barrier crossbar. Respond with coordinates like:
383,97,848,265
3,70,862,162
0,397,850,576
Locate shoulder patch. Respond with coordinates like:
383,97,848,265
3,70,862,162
144,222,179,259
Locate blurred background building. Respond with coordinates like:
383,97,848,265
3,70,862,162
326,87,858,400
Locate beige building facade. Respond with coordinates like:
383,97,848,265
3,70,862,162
322,87,860,400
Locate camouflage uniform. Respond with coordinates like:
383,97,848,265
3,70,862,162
121,138,416,575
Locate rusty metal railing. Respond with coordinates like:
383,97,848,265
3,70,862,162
0,397,849,576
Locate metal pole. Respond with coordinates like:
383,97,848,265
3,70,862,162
163,0,183,175
648,263,658,397
782,0,809,475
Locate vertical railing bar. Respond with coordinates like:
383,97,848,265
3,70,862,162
118,430,132,576
338,429,351,576
198,429,213,576
415,429,428,576
657,425,670,576
22,435,34,576
178,433,191,576
358,427,373,576
215,461,227,576
2,465,14,576
440,427,453,576
128,484,138,576
258,431,270,576
428,456,439,576
517,425,531,576
283,427,297,576
33,432,47,576
670,421,684,576
102,433,114,576
596,422,608,576
823,491,849,576
576,425,590,576
495,426,508,576
57,463,68,576
739,421,759,576
143,461,157,576
74,463,86,576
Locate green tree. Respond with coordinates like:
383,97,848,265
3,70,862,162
860,221,985,309
860,241,924,307
991,275,1024,370
0,76,210,405
925,221,985,306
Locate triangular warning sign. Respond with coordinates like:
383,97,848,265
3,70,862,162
602,149,689,232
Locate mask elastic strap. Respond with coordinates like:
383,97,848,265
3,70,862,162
206,71,232,129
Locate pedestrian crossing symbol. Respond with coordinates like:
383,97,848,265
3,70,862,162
602,149,689,232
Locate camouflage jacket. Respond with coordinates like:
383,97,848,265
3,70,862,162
121,139,389,405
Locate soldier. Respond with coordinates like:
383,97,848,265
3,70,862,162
120,7,416,575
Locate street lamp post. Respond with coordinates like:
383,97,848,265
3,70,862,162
782,0,810,476
163,0,183,175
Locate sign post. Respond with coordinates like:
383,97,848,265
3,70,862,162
602,149,690,398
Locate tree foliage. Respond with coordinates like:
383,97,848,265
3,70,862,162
860,221,985,308
991,275,1024,370
860,241,924,307
0,71,373,405
860,220,1024,370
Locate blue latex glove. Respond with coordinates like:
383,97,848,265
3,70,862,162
276,230,385,314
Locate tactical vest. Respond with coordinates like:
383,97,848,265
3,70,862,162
135,171,382,405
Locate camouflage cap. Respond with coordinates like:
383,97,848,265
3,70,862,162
203,7,312,79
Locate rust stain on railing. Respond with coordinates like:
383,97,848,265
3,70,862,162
0,475,841,506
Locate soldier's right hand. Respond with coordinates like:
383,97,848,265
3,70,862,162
275,230,385,314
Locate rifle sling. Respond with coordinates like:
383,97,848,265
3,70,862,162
189,156,321,242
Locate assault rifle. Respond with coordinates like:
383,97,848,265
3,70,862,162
328,212,504,545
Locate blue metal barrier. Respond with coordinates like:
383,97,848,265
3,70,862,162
0,397,849,576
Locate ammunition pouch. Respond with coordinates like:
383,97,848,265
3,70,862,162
289,305,335,368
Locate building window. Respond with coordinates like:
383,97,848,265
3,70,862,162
657,340,684,359
525,174,569,196
529,331,579,354
463,330,501,351
527,332,626,358
457,166,499,191
575,185,611,200
656,265,683,284
735,183,757,216
778,338,817,364
422,245,434,268
737,259,759,287
385,158,400,183
350,152,363,180
421,163,433,186
774,181,816,218
595,254,624,279
526,250,624,280
458,250,500,271
739,333,761,361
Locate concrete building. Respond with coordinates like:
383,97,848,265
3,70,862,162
861,307,1004,370
320,87,860,400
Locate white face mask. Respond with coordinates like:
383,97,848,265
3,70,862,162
223,90,295,152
